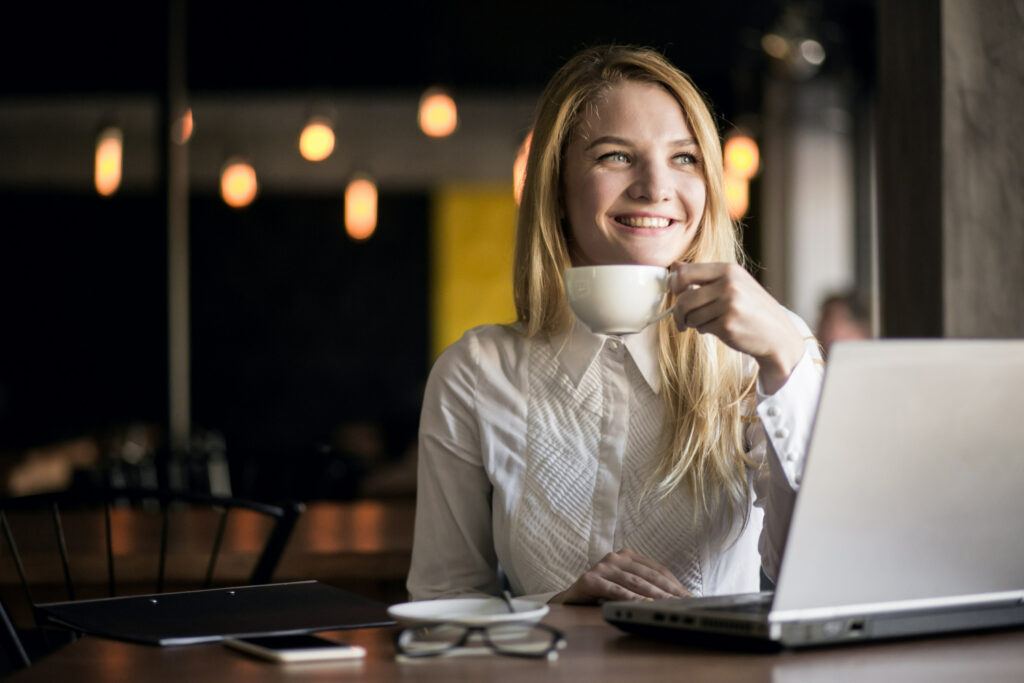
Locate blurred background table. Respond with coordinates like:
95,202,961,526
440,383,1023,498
273,499,414,602
0,498,415,629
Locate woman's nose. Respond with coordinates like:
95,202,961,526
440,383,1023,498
627,162,672,202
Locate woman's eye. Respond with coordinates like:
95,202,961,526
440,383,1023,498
598,151,630,163
674,152,698,165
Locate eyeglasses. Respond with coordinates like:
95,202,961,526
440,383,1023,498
395,621,566,659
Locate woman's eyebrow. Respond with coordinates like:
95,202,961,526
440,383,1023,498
584,135,632,150
584,135,698,150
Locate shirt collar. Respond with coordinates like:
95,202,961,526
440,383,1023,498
552,318,662,394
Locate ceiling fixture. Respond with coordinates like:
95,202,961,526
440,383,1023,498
761,6,827,79
723,135,760,180
220,158,258,208
345,174,377,240
172,107,193,145
723,133,760,219
299,116,336,162
94,126,123,197
418,87,458,138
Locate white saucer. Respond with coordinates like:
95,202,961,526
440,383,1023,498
387,597,549,626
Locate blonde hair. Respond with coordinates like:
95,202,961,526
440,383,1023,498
513,45,756,539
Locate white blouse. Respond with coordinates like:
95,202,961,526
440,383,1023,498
408,315,824,603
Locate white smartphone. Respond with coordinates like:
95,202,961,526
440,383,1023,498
223,634,367,663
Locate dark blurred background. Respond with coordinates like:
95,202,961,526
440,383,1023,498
0,0,877,502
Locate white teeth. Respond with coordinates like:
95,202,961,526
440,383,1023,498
618,216,672,228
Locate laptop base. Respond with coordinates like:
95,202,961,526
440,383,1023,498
604,598,1024,650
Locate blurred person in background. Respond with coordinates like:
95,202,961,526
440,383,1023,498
816,291,870,357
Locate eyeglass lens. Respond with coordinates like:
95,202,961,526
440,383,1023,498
398,623,562,657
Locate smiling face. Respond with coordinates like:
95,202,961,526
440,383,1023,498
562,81,707,268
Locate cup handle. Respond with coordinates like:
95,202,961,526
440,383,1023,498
648,307,675,326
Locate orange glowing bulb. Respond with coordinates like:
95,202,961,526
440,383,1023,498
172,108,193,145
220,160,258,208
724,136,760,179
723,171,749,220
345,176,378,240
95,126,123,196
418,88,458,138
299,118,335,161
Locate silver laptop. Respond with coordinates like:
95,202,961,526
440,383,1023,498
603,339,1024,648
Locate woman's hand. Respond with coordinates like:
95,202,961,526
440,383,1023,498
669,262,806,394
549,549,690,604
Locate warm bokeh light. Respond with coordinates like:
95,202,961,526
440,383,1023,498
800,39,826,66
724,135,760,179
95,126,123,196
761,33,789,59
418,88,458,138
299,117,335,161
513,130,532,205
723,171,749,220
220,159,258,208
172,108,193,145
345,175,378,240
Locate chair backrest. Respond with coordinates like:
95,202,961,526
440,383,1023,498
0,487,304,671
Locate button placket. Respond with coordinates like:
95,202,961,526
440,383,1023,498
590,339,629,566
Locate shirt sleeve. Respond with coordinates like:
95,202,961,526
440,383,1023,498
406,330,503,600
749,313,824,581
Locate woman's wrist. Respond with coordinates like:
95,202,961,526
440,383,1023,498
756,335,806,395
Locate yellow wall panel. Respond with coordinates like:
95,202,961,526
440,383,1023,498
431,184,518,358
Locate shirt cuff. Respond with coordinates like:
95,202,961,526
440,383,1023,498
518,590,562,605
755,349,824,489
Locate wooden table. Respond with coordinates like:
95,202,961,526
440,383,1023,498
8,605,1024,682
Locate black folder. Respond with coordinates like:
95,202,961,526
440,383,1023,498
36,580,395,645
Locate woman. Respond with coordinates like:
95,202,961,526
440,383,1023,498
408,45,823,604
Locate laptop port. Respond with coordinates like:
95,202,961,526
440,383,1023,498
847,619,866,634
653,612,665,622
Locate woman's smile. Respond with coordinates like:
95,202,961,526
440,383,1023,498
613,212,677,232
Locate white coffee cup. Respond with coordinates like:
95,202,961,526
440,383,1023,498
563,265,673,335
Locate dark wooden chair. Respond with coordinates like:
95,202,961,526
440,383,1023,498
0,487,304,673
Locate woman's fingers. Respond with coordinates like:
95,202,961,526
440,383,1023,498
668,262,730,290
600,563,677,599
614,549,689,593
673,279,726,330
553,549,690,604
668,260,807,393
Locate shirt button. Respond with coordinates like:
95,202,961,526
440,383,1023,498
608,340,620,351
766,406,780,417
774,428,790,439
786,450,798,463
794,474,803,485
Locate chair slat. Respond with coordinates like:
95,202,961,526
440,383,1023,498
50,503,75,601
0,599,30,669
0,512,36,616
104,503,115,597
158,501,169,593
203,507,229,589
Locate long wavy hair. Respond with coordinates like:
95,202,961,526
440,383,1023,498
513,45,757,540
